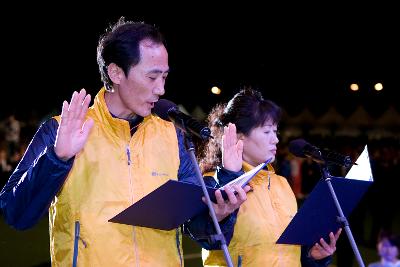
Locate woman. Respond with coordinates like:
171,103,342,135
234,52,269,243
199,88,341,266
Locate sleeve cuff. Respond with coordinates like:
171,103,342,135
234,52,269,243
46,145,75,168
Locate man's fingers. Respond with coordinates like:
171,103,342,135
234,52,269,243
232,185,247,202
319,237,334,254
214,189,225,205
329,232,337,247
319,238,328,248
64,91,79,126
60,101,69,126
77,89,86,107
224,186,238,205
70,90,86,120
68,91,78,111
335,228,342,240
243,185,252,193
75,89,87,119
78,93,91,121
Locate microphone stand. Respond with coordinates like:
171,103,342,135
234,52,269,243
183,133,234,267
319,164,365,267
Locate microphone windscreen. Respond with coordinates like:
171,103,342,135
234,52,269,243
153,99,177,121
288,138,308,157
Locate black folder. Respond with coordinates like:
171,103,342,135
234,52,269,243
276,177,372,245
108,180,215,230
109,161,268,230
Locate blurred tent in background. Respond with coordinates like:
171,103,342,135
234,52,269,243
183,103,400,142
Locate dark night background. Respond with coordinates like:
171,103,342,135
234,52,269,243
0,5,399,267
1,6,399,121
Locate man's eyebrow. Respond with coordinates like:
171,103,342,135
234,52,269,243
147,69,170,74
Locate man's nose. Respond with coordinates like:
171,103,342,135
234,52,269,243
154,80,165,96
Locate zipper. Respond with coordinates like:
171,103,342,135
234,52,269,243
126,145,134,202
176,229,183,267
126,145,139,267
126,145,131,166
238,255,243,267
72,221,87,267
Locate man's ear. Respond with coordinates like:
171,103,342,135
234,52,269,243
107,63,123,85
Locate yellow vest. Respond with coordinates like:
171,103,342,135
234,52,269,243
49,88,182,266
203,162,300,267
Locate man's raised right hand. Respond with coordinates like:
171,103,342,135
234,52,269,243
54,88,94,161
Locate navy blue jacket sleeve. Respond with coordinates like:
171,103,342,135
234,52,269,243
182,168,243,250
0,118,73,230
301,244,333,266
175,127,243,249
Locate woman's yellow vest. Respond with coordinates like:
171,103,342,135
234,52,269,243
202,162,301,266
49,88,182,266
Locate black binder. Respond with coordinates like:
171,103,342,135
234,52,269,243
109,161,268,230
109,180,214,230
276,177,372,245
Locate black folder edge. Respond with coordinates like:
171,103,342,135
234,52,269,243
276,177,372,245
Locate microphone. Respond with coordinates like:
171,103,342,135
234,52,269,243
288,138,355,168
153,99,212,140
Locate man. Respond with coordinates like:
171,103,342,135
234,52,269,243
0,17,247,266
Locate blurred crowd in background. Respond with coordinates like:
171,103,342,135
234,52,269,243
1,108,399,266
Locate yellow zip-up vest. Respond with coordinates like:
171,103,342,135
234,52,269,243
202,162,300,266
49,88,182,266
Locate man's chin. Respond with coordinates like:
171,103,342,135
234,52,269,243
139,113,148,118
137,109,151,118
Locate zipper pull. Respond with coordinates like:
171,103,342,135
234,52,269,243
126,146,131,166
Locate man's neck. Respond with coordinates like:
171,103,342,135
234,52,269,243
104,90,136,119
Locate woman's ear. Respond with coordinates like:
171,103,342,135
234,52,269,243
107,63,123,85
